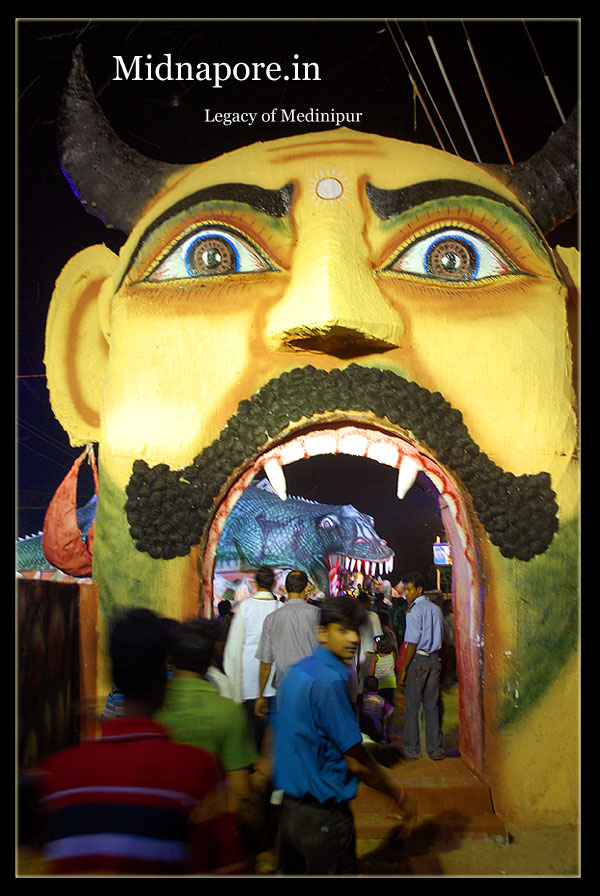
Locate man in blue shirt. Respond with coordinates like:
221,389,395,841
398,572,445,761
273,596,404,875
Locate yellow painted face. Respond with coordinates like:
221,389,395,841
106,129,575,466
45,127,578,621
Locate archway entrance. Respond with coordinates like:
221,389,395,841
203,420,484,774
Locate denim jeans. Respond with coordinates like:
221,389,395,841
403,652,443,759
276,794,357,874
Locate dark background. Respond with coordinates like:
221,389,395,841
16,18,579,584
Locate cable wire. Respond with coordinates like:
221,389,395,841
384,20,446,151
391,21,459,155
461,21,514,164
522,20,566,124
426,28,482,162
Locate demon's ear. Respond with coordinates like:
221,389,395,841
44,244,118,446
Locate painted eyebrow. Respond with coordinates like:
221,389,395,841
366,179,537,227
119,182,294,287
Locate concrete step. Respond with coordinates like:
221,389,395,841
352,757,508,843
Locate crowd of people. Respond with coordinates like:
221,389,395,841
23,565,457,877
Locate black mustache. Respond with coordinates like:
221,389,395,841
125,364,558,562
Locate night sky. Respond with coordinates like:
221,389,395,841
16,19,579,585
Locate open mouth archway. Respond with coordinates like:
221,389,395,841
200,417,484,773
126,363,559,775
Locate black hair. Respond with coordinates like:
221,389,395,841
109,608,172,700
217,599,232,616
364,675,379,692
286,569,308,594
402,571,425,591
256,565,275,590
319,596,367,631
170,618,221,675
374,634,394,654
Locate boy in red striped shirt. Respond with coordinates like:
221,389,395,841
37,608,248,875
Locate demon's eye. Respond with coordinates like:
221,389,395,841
386,228,520,282
319,515,339,529
147,227,275,281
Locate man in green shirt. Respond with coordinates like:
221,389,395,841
155,619,268,862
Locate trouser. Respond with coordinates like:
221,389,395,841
403,651,443,759
276,794,357,875
243,696,273,751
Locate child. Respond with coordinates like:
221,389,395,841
360,676,395,744
368,634,397,705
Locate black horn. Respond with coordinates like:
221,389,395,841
58,45,185,233
485,105,579,235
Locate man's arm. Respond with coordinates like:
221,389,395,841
344,741,403,804
254,661,272,718
397,642,417,686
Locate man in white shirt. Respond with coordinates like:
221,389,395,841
398,571,445,760
223,566,281,749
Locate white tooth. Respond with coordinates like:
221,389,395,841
424,470,445,493
264,458,287,501
305,433,338,456
379,562,384,575
280,440,306,465
356,559,362,572
367,442,400,466
338,433,369,456
455,521,467,552
397,455,420,499
445,495,458,520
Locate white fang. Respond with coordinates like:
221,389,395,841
264,458,287,501
397,456,420,499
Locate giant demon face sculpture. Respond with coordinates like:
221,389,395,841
45,51,579,743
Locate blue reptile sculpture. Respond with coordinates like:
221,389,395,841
17,482,394,596
215,480,394,595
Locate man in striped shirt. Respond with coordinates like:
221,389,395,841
37,608,247,875
254,569,320,720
